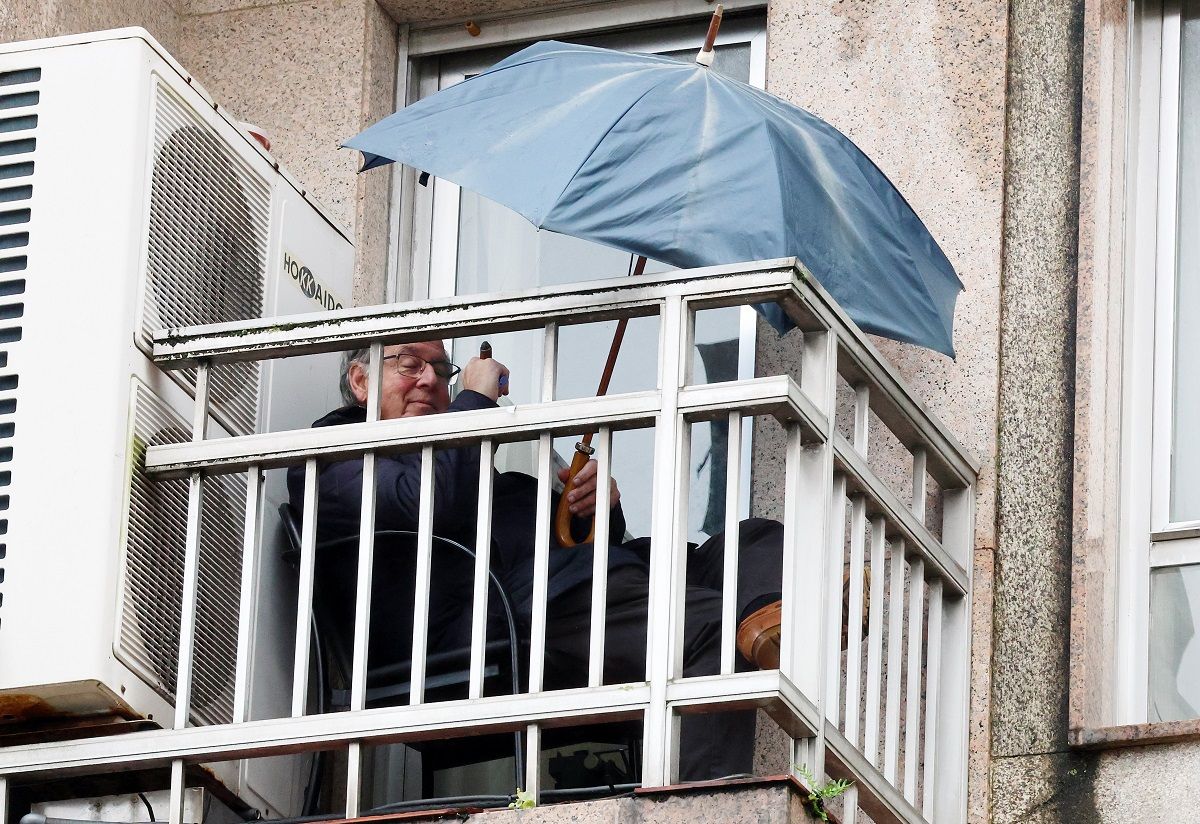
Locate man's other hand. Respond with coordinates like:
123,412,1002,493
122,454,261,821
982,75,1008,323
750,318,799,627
462,356,510,401
558,459,621,518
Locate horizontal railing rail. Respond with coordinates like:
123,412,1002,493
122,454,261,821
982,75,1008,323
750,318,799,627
0,260,976,824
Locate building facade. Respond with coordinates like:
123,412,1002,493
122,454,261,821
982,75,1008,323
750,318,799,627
0,0,1196,821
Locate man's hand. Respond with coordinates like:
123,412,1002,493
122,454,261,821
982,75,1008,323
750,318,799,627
558,459,621,518
461,356,510,402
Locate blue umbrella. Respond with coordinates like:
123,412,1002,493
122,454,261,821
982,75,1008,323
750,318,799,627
346,40,962,356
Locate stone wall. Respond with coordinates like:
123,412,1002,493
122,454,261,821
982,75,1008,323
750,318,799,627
0,0,183,53
758,3,1008,821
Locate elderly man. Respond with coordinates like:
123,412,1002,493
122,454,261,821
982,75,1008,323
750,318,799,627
287,340,785,781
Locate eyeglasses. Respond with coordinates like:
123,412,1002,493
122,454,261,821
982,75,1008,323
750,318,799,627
381,352,461,384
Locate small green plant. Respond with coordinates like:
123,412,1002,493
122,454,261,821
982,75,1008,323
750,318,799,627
795,765,852,822
508,788,536,810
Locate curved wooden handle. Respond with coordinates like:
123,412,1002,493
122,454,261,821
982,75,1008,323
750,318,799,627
554,449,595,548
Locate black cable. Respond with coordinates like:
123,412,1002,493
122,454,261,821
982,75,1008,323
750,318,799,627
367,795,512,815
283,513,527,803
137,794,155,822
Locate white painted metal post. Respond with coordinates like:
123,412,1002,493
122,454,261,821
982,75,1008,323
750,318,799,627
921,578,944,818
470,440,496,698
845,495,868,743
588,427,613,688
528,433,554,695
720,410,743,674
409,445,436,706
291,459,319,717
346,345,385,815
883,540,906,784
0,776,9,824
902,556,926,804
863,516,888,767
642,295,688,787
789,328,837,781
524,721,541,800
931,486,975,823
232,465,262,724
168,758,186,824
911,447,928,522
174,363,210,731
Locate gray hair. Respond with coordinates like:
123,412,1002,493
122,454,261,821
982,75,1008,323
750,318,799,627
340,347,370,407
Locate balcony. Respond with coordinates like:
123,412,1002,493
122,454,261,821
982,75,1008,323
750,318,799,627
0,259,976,824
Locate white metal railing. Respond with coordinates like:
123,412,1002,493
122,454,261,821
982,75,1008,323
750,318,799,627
0,259,977,824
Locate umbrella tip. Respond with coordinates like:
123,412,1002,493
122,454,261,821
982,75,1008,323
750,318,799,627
696,4,724,67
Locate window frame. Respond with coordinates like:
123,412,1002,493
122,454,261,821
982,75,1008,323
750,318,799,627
385,1,768,303
1119,0,1200,724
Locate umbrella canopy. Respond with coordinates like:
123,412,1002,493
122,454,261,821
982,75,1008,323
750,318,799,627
346,40,962,356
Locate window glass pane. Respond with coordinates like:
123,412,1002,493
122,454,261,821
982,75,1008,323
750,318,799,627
1148,562,1200,721
1172,1,1200,521
451,39,756,539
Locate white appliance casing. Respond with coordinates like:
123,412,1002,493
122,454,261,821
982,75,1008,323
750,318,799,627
0,28,353,816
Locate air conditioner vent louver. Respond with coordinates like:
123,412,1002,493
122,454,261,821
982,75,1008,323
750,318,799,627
142,80,268,437
119,382,246,726
0,65,33,634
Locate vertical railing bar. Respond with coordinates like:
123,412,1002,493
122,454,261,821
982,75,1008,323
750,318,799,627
666,423,693,680
173,363,210,731
349,451,378,711
190,362,211,440
232,465,262,724
911,447,928,522
168,758,186,824
780,422,805,679
364,342,384,421
844,494,867,745
903,557,926,803
853,383,870,457
794,327,838,783
291,458,319,717
933,486,974,822
720,410,743,675
843,786,860,824
345,742,364,818
349,344,382,716
469,439,496,699
542,322,559,402
528,433,554,692
0,777,6,824
409,445,436,706
174,471,204,730
883,539,906,784
524,721,541,801
922,579,944,819
822,475,848,731
587,426,613,689
642,294,687,787
863,516,888,767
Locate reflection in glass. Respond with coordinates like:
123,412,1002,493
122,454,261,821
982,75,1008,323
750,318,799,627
450,41,756,541
1172,1,1200,521
1148,563,1200,721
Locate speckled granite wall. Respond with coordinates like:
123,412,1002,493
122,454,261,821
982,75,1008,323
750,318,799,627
988,0,1086,817
0,0,183,53
756,2,1008,821
177,0,397,305
468,781,820,824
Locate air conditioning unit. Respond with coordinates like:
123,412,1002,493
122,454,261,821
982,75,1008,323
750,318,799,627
0,28,353,815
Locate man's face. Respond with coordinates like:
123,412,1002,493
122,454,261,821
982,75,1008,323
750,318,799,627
350,341,452,420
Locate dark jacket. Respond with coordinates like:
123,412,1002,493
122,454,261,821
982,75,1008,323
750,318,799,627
285,392,648,662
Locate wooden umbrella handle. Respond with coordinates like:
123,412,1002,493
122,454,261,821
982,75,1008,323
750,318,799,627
555,445,596,547
554,256,646,548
